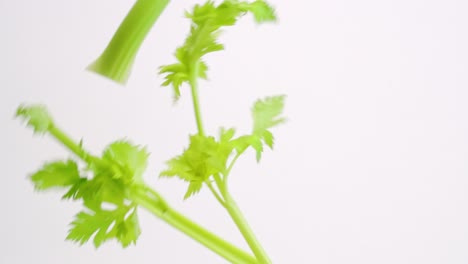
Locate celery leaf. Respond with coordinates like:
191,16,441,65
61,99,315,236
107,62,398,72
159,0,277,100
16,105,54,133
161,134,233,199
67,206,140,248
102,141,149,182
30,160,82,190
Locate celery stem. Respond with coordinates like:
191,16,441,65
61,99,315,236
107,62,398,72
188,58,271,263
132,189,257,264
223,191,272,264
48,126,103,166
88,0,170,84
189,62,205,135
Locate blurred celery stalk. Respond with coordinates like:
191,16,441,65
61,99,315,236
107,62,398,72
88,0,170,84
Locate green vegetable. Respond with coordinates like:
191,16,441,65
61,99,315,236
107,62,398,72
30,160,81,190
160,0,276,101
161,94,286,263
88,0,170,84
18,1,284,263
16,105,258,263
161,2,281,263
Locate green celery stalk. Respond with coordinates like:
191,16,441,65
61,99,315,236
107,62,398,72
132,190,258,264
88,0,170,84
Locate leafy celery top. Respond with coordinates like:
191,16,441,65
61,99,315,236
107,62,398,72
17,1,286,264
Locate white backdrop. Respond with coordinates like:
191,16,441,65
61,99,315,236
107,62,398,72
1,0,468,263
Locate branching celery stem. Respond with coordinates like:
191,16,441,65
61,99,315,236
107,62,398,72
46,124,258,264
219,158,272,264
132,189,257,264
188,61,272,264
205,180,226,206
88,0,170,84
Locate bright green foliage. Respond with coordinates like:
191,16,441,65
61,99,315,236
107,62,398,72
219,127,236,145
31,160,82,190
160,134,233,199
63,141,146,247
67,206,140,248
25,136,146,247
160,94,286,200
16,105,54,133
16,103,147,248
71,169,126,209
62,178,88,200
102,141,149,183
239,0,277,22
249,95,286,160
16,102,263,262
159,0,276,100
252,95,286,134
227,95,286,161
252,96,286,157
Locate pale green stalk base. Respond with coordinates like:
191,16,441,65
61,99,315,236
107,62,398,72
88,0,170,84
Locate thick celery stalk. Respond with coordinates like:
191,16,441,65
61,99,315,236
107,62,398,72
88,0,170,84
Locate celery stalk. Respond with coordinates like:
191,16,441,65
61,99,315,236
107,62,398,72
88,0,170,84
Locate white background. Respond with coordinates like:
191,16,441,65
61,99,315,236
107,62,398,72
1,0,468,263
